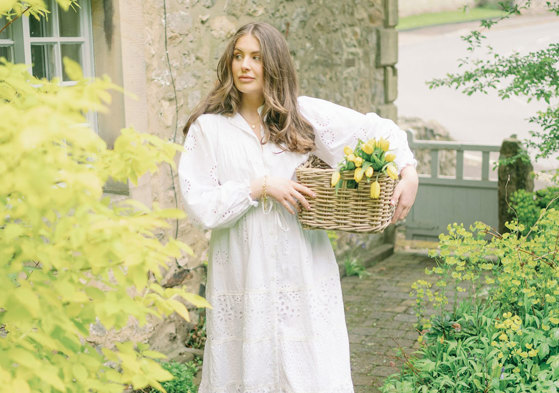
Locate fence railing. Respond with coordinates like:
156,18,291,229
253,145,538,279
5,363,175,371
405,130,501,240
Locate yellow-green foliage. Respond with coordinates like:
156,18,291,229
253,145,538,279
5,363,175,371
0,5,209,392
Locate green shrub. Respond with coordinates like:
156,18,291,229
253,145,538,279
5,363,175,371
343,257,371,279
509,186,559,235
155,360,201,393
0,4,210,391
382,212,559,392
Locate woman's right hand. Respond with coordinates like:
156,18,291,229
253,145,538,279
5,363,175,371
250,176,315,215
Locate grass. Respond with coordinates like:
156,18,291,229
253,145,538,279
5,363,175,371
397,7,508,31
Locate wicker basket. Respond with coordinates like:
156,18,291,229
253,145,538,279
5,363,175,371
295,156,397,233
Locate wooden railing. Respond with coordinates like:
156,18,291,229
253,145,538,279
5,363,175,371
405,130,501,240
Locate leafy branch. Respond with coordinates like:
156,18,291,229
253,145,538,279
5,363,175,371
427,1,559,160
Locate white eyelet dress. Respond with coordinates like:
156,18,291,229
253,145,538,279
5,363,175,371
178,96,416,393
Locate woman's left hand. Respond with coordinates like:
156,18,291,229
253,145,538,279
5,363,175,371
390,165,419,224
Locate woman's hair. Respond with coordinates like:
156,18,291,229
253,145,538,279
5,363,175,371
183,22,316,154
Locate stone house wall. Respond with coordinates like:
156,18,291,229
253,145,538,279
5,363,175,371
139,0,400,290
90,0,400,359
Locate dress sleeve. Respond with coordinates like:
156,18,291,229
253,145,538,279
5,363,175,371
178,118,258,230
298,96,417,174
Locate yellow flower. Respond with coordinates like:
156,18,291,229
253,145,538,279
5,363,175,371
354,168,364,183
347,153,356,162
354,157,363,167
498,352,503,359
543,324,550,331
513,367,520,373
503,312,512,319
525,343,532,349
485,277,495,284
362,143,374,155
366,138,377,148
528,349,538,357
386,164,398,180
439,336,444,344
365,166,373,178
519,351,528,358
370,181,380,199
512,279,521,286
385,153,396,162
491,341,499,347
378,137,390,152
331,171,341,187
549,317,559,324
499,333,508,341
344,146,353,156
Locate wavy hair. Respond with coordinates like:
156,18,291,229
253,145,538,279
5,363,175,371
183,22,315,154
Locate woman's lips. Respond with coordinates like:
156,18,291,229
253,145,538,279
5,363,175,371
238,76,254,81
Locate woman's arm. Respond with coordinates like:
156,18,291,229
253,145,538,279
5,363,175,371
178,119,258,229
390,165,418,223
298,96,418,223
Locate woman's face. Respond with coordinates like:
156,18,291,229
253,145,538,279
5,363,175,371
232,34,264,101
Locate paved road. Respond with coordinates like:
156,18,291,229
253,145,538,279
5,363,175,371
343,252,436,393
397,14,559,176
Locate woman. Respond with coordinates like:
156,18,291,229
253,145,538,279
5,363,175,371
179,22,418,393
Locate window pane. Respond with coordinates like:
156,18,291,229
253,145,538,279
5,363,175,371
31,44,56,79
58,4,80,37
0,46,13,62
29,14,54,37
0,16,12,40
61,43,82,81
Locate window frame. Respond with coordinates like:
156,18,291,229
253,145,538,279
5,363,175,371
0,0,97,128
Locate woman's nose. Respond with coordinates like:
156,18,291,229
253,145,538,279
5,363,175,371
241,57,251,70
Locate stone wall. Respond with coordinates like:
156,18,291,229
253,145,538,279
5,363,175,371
90,0,400,360
140,0,400,289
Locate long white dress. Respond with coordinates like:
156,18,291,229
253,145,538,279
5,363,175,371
178,96,416,393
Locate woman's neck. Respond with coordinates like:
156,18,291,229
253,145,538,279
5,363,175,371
239,94,264,115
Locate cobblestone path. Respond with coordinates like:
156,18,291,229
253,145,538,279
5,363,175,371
342,252,436,393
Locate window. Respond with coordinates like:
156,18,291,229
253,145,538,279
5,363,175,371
0,0,94,85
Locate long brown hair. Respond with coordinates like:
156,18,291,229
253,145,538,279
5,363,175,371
183,22,315,154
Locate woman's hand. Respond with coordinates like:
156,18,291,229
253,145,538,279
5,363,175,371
250,176,315,215
390,165,419,224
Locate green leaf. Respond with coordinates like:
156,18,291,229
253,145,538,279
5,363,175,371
62,57,83,81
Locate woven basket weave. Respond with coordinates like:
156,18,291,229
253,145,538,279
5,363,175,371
295,156,397,233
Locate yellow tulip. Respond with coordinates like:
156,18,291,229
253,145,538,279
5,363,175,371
370,181,380,198
343,146,353,156
331,171,341,187
385,153,396,162
354,168,364,183
347,153,356,162
354,157,363,167
386,164,398,180
362,143,374,155
365,166,373,178
378,137,390,152
366,138,377,148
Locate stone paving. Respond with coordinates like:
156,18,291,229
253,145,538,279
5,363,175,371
342,251,436,393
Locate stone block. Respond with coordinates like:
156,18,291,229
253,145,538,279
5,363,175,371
384,0,398,27
377,103,398,122
384,66,398,103
376,28,398,66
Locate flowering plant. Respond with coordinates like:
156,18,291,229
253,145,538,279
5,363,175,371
330,137,398,198
382,210,559,392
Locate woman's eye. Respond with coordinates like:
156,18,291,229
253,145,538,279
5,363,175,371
253,56,261,61
234,54,242,60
